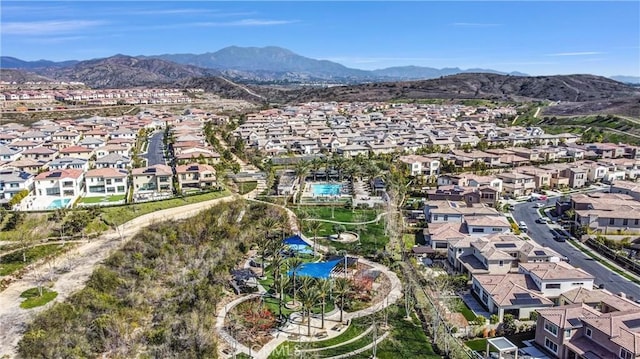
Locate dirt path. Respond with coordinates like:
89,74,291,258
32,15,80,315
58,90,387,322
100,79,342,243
0,194,237,358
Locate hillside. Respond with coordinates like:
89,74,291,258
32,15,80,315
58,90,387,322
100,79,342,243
0,56,78,70
0,69,55,83
283,73,640,103
36,55,219,88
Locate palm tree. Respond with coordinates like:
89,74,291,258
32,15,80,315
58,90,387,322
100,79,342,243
294,160,310,205
258,217,279,276
333,277,351,324
310,157,321,181
306,220,323,254
331,154,347,181
316,278,331,329
288,257,304,306
298,285,320,336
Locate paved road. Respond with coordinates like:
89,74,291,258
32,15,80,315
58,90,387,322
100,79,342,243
145,131,165,166
512,198,640,298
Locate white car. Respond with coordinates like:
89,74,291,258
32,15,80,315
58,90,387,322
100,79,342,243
535,202,544,208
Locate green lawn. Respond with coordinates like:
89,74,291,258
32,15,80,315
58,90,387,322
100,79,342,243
0,244,74,276
80,195,126,204
19,287,58,309
454,298,477,321
238,181,258,195
296,207,379,224
100,189,230,225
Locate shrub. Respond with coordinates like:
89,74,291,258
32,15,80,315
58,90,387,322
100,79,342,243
529,311,538,321
475,315,487,326
490,314,499,324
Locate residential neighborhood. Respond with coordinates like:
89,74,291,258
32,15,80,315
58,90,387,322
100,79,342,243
1,97,640,359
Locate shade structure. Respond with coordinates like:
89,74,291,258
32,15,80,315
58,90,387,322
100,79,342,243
288,259,342,279
283,234,308,246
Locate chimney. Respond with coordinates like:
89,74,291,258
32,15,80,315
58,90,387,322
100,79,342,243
618,292,627,299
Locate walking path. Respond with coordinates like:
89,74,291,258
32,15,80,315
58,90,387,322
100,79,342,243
214,201,403,359
302,212,388,226
0,194,238,358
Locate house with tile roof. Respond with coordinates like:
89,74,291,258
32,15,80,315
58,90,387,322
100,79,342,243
535,293,640,359
0,168,33,204
84,168,128,198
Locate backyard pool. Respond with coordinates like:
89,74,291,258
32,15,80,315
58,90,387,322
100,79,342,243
47,198,71,210
311,183,342,196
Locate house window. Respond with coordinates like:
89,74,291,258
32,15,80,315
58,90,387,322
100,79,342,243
472,228,484,233
571,282,584,286
544,337,558,354
433,215,438,221
610,218,615,225
620,348,633,359
499,261,504,267
544,320,559,336
623,219,628,226
546,283,561,289
636,219,639,225
585,327,592,338
492,228,503,232
565,329,571,338
444,215,448,221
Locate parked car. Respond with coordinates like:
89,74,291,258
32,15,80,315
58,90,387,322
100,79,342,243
553,234,567,242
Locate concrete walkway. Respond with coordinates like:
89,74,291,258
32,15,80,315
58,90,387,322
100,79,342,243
460,292,492,319
215,201,403,358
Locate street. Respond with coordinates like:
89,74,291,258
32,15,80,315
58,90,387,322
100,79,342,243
144,131,165,166
511,198,640,298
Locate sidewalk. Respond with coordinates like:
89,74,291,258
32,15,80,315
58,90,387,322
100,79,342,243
568,238,640,284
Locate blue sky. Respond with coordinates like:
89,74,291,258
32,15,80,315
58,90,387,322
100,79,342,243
2,1,639,76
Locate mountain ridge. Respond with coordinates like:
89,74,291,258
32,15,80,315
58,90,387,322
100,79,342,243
2,46,637,83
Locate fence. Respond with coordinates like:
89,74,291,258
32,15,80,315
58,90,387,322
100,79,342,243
585,238,640,276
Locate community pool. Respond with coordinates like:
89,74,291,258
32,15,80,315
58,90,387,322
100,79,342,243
47,198,71,210
311,183,342,196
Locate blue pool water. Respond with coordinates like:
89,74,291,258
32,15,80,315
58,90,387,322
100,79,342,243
311,183,342,196
47,198,71,210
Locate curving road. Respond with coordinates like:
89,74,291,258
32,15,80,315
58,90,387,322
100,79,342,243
511,198,640,298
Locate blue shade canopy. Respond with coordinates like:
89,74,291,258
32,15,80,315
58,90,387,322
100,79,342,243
288,259,342,279
283,234,308,246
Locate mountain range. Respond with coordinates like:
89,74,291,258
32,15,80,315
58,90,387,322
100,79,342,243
1,46,532,84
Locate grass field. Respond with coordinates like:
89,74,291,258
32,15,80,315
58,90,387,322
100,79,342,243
80,195,126,204
0,243,74,276
19,287,58,309
101,189,230,225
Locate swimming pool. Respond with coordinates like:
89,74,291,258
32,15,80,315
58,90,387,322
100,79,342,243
311,183,342,196
47,198,71,210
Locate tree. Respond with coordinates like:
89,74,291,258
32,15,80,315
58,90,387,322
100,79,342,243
333,277,351,323
306,220,323,253
298,285,319,336
501,314,517,335
316,278,331,329
287,257,304,305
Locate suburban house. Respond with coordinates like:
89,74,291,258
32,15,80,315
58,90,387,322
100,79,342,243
498,172,536,198
472,262,594,322
48,157,89,171
426,185,500,207
424,200,503,224
0,168,34,204
175,163,217,191
21,146,58,163
571,193,640,234
610,180,640,201
84,168,128,198
398,154,441,177
59,145,94,160
34,169,85,202
95,153,131,169
0,145,22,163
534,295,640,359
131,164,173,195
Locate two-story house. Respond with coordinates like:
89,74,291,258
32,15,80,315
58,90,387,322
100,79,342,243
84,168,128,198
175,163,216,191
0,168,34,204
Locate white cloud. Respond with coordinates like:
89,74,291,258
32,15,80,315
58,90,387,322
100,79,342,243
451,22,501,27
193,19,298,27
1,20,105,35
545,51,604,56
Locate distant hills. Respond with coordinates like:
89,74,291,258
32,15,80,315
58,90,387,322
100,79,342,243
281,73,640,104
2,46,638,85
